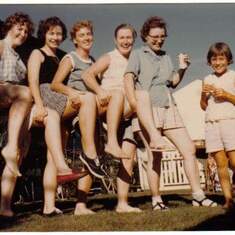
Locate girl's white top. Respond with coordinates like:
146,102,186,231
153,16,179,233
204,69,235,121
101,48,128,92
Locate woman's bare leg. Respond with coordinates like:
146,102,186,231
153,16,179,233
163,127,216,206
135,90,171,150
78,93,98,159
138,130,164,208
163,127,201,192
43,150,59,214
74,173,94,215
1,84,32,176
116,140,141,212
43,108,71,175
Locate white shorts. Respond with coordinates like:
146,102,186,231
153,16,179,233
132,104,185,132
205,119,235,153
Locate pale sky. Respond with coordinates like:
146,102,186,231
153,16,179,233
1,3,235,89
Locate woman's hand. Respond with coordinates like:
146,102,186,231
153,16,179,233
34,105,48,123
97,89,111,107
68,90,85,109
178,53,191,69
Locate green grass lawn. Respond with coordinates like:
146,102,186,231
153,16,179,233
0,192,234,231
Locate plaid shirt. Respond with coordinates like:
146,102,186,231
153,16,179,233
0,40,26,83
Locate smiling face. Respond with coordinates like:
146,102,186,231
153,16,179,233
45,25,63,50
145,27,166,53
73,27,93,52
7,23,29,47
115,28,134,57
210,54,229,76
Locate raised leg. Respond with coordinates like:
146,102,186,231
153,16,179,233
1,84,32,176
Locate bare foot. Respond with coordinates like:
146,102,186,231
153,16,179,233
105,144,130,159
1,146,21,177
116,205,142,213
74,207,95,215
223,199,234,210
149,137,175,152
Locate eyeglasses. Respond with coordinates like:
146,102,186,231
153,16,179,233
147,34,167,40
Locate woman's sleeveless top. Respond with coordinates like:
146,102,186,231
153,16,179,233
38,49,60,84
101,49,128,91
66,51,95,91
0,40,26,83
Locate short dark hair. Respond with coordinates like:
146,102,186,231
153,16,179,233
207,42,233,65
140,16,167,42
114,23,137,40
3,12,34,37
37,16,67,44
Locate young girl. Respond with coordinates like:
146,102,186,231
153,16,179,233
201,42,235,210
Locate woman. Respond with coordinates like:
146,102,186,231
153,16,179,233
82,23,156,212
124,16,217,209
27,17,88,216
50,20,105,215
0,12,33,218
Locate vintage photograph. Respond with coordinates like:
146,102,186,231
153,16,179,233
0,1,235,232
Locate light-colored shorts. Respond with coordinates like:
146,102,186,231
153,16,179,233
132,104,185,132
205,119,235,153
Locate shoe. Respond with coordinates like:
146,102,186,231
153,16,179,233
79,152,105,179
152,202,169,211
192,197,217,207
0,215,16,223
57,169,88,184
42,208,63,217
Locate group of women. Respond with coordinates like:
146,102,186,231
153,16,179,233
0,12,217,219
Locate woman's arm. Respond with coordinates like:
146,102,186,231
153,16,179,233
27,49,48,121
51,56,75,96
82,54,111,106
124,72,137,113
0,41,3,57
51,56,85,109
170,53,190,88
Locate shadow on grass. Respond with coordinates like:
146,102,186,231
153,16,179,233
187,209,235,230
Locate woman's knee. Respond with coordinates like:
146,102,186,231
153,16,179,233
180,143,196,159
136,90,150,101
43,108,60,125
81,92,96,105
18,86,32,103
110,89,124,101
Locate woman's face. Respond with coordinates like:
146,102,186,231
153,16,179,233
115,28,134,57
73,27,93,52
45,25,63,49
8,23,29,47
145,27,166,53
